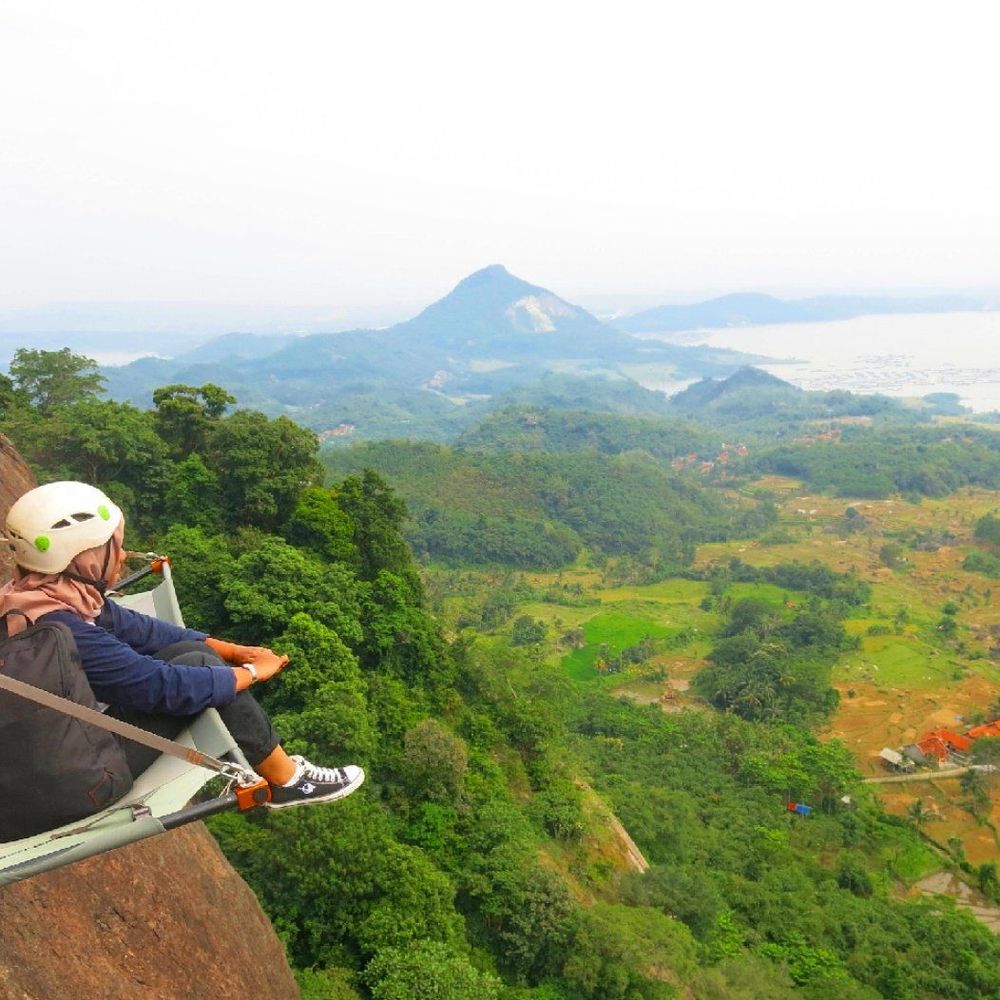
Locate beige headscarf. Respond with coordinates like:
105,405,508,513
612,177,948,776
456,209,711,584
0,520,125,636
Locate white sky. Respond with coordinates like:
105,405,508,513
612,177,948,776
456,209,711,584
1,0,998,319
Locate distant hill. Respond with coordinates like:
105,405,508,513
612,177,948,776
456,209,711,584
391,264,627,357
175,332,301,364
458,404,715,458
490,373,679,417
102,267,759,439
669,366,792,409
669,366,903,428
322,438,771,569
615,291,990,335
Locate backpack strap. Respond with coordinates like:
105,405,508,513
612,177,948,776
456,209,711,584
0,610,32,637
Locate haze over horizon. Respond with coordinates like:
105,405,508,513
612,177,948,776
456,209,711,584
2,1,998,325
2,265,997,348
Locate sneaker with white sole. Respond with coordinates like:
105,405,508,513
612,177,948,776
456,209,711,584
267,755,365,809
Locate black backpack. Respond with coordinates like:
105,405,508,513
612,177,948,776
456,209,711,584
0,611,133,841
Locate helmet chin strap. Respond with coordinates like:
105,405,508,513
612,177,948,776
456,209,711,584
60,538,115,595
60,571,108,595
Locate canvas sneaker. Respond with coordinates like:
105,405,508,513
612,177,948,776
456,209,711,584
267,755,365,809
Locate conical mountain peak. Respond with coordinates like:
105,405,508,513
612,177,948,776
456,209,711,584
445,264,540,300
458,264,513,284
396,266,616,353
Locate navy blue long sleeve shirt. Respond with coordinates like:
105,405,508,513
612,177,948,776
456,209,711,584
42,601,237,716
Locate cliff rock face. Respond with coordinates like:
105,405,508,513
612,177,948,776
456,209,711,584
0,826,298,999
0,435,298,999
0,434,34,583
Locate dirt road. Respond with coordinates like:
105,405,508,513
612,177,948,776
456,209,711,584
864,767,971,784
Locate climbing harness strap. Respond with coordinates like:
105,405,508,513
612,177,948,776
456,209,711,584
0,671,256,787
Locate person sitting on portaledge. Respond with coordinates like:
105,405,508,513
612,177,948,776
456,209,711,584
0,480,364,809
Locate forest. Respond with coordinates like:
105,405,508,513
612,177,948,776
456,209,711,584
4,348,1000,999
323,439,777,572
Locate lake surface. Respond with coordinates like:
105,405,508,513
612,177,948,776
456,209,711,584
643,311,1000,413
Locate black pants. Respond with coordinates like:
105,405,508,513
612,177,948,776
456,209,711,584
107,641,281,777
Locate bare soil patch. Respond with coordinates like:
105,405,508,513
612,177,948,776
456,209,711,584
830,676,997,777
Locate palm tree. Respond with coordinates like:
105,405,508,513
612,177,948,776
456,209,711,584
908,798,929,828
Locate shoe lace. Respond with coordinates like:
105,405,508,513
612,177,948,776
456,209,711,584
297,758,346,785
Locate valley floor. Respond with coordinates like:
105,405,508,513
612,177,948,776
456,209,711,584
434,476,1000,871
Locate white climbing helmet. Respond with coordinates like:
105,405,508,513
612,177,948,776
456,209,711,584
4,481,123,574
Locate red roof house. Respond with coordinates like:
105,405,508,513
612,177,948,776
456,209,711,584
968,720,1000,740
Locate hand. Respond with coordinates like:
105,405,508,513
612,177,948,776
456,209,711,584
244,648,289,683
228,646,289,691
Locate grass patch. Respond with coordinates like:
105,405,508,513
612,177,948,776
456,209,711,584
832,633,953,690
880,836,941,883
727,581,799,607
518,602,596,631
562,611,673,681
599,579,708,604
861,634,952,688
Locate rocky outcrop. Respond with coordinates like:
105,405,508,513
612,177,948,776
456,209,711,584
0,826,298,999
0,434,298,999
0,433,34,583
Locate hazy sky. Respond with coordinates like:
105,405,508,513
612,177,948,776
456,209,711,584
2,0,998,321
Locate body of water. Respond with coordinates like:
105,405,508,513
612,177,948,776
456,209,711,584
643,311,1000,413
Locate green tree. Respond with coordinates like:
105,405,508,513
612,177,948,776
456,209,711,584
972,737,1000,766
529,779,585,841
222,536,363,646
284,486,357,565
879,543,906,569
974,514,1000,549
9,397,171,534
938,615,958,637
470,848,575,983
364,941,500,1000
212,798,462,969
907,797,929,828
511,616,546,646
266,613,375,762
837,855,874,897
979,863,1000,900
155,525,238,636
162,453,224,532
719,597,779,638
403,719,468,803
621,864,723,938
562,903,697,999
360,569,446,679
153,382,235,455
296,967,361,1000
961,768,991,819
481,590,516,629
336,470,422,598
206,410,322,530
0,372,22,419
10,397,166,484
9,347,106,412
268,612,365,713
690,955,799,1000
